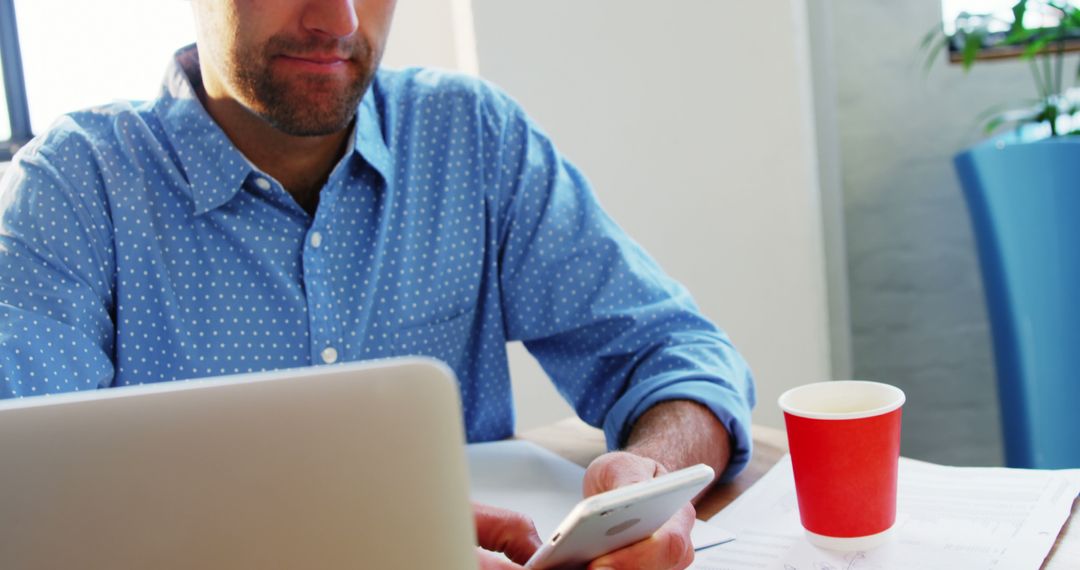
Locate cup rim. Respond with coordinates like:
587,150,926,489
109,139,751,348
778,380,905,420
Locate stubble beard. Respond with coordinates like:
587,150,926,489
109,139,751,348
232,35,378,137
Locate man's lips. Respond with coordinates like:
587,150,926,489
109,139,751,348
274,53,352,70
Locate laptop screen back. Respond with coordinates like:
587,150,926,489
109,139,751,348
0,358,478,569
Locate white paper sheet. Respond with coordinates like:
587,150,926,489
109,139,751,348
466,440,735,552
699,454,1080,570
1043,496,1080,570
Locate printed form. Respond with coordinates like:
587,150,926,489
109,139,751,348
700,455,1080,570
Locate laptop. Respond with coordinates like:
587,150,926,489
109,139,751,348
0,358,479,569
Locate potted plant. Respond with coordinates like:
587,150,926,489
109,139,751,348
924,0,1080,135
925,0,1080,469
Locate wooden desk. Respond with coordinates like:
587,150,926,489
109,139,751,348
520,417,1078,568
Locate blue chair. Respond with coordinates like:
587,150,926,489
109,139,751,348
955,132,1080,468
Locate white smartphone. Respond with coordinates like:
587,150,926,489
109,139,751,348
524,463,715,570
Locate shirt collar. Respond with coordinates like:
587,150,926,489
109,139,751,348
353,86,393,182
153,45,251,215
153,44,392,216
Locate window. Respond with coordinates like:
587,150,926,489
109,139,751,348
942,0,1080,61
942,0,1078,35
0,0,28,160
0,0,196,159
0,56,10,143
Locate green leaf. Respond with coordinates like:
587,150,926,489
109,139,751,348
1023,36,1053,58
980,108,1042,135
973,97,1047,136
1068,9,1080,28
1039,103,1059,123
1037,26,1069,44
1005,26,1037,45
920,24,942,49
923,36,949,73
984,115,1008,134
1012,0,1029,30
974,98,1043,122
962,30,986,69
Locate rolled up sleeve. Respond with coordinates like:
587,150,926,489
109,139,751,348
491,98,756,481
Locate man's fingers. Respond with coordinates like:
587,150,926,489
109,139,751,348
581,451,700,568
588,503,697,570
473,503,542,565
476,547,527,570
584,451,666,497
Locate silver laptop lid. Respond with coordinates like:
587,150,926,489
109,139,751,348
0,358,478,569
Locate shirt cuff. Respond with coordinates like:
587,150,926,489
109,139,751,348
601,377,754,483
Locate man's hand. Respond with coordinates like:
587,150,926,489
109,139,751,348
474,401,728,570
580,451,697,570
473,502,542,569
576,400,732,569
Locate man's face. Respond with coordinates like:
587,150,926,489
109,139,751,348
192,0,396,136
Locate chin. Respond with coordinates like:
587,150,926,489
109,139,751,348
255,92,361,137
278,105,358,136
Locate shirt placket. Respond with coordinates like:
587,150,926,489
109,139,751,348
303,178,345,365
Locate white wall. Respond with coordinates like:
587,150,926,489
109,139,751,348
381,0,478,74
473,0,833,429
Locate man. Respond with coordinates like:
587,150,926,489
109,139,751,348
0,1,754,568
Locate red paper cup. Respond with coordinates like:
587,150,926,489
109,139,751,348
778,381,904,551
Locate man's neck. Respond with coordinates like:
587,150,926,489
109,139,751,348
181,50,350,216
206,96,349,214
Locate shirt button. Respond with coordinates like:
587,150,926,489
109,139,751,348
310,232,323,248
254,177,271,191
321,346,338,364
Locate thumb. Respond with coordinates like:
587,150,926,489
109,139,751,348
473,503,542,565
476,547,527,570
584,451,666,497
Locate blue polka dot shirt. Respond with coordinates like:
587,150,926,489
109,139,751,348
0,46,756,479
